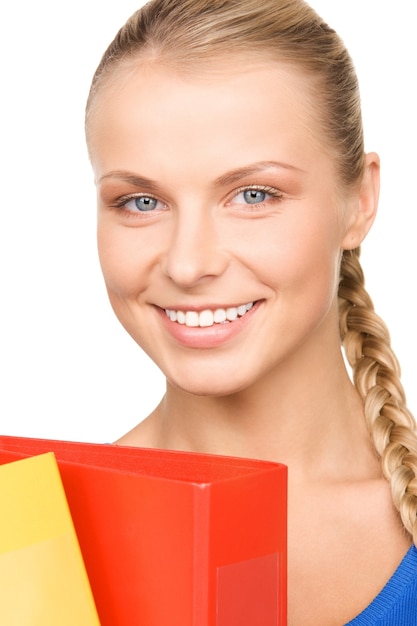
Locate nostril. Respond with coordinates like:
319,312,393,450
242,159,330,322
163,241,227,288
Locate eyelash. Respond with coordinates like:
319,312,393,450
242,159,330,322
109,184,284,216
229,185,284,207
110,193,166,212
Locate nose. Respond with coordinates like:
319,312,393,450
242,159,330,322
163,206,228,288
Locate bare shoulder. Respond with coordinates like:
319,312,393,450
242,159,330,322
288,476,412,625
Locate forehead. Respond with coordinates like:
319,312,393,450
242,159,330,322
89,57,319,129
87,59,331,182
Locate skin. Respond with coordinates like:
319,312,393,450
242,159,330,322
88,61,410,624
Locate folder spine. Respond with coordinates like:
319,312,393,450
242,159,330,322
192,483,211,625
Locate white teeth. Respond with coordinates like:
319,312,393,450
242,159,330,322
226,307,238,321
213,308,227,323
185,311,199,327
199,310,214,327
165,302,254,328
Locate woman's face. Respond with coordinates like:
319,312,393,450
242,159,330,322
89,61,361,396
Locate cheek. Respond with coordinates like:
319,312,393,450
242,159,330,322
246,215,342,301
97,224,148,298
288,229,342,316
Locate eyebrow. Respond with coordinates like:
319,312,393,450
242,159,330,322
98,160,303,189
98,171,161,192
213,160,303,186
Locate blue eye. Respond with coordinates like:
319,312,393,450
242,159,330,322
131,196,158,211
243,189,267,204
230,186,281,207
227,185,284,214
110,193,166,217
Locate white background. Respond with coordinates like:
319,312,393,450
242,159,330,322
0,1,415,443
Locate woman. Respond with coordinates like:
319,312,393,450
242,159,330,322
85,0,417,623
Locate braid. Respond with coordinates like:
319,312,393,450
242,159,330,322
339,248,417,545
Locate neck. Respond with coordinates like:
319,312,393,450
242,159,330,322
146,347,377,484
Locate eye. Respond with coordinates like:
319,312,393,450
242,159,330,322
242,189,268,204
230,185,283,207
124,195,163,212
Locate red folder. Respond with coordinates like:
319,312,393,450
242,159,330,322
0,436,287,625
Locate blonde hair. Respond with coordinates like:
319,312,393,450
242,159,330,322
86,0,417,543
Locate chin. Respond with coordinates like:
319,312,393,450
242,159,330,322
166,371,253,398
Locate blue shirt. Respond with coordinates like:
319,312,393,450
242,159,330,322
346,545,417,625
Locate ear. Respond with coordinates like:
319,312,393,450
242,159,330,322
341,152,380,250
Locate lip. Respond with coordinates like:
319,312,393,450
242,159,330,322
156,300,262,349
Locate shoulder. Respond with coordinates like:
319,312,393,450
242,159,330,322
346,545,417,625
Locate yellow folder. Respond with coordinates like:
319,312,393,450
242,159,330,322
0,452,100,626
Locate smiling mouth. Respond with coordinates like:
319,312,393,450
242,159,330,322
164,302,254,328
